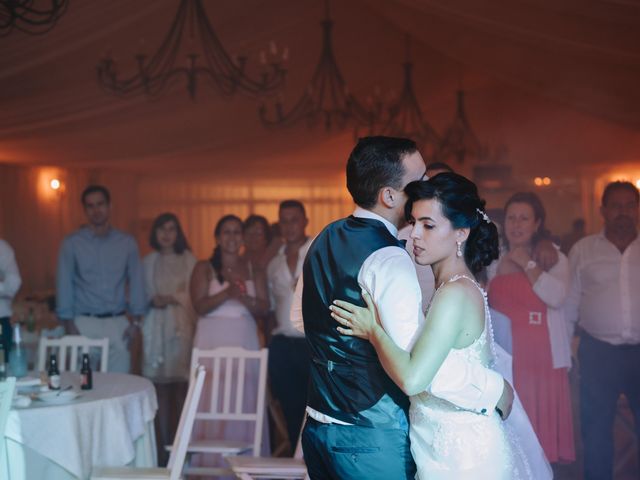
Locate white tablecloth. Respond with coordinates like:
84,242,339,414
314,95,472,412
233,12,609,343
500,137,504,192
5,372,158,480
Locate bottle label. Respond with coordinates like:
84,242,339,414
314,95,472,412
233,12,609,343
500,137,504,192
49,374,61,390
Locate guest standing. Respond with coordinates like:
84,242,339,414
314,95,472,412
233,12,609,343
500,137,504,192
487,191,575,463
56,185,146,373
189,214,270,467
142,213,196,380
242,214,278,345
267,200,313,452
565,181,640,480
243,214,279,272
0,238,21,357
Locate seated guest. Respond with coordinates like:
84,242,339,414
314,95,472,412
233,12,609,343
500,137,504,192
487,191,575,463
142,212,196,380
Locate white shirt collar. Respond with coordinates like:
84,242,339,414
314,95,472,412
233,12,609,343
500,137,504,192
353,206,398,238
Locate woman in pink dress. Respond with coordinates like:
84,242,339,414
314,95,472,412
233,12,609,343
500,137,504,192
189,214,270,472
487,192,575,463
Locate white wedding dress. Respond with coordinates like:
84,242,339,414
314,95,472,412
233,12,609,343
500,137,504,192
409,275,552,479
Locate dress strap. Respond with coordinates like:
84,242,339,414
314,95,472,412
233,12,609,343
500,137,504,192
437,274,486,297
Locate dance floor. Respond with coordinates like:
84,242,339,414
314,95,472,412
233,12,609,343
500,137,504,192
153,367,638,479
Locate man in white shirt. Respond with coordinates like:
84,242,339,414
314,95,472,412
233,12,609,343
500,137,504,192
565,181,640,480
0,238,21,358
267,199,313,453
292,137,513,479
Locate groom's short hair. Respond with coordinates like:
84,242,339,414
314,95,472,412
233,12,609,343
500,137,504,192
346,136,417,209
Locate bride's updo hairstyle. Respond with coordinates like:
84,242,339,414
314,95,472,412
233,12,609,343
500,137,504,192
404,173,500,273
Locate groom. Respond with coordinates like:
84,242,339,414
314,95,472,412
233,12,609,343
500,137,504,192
292,136,514,479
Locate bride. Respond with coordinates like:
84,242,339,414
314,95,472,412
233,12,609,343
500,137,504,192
330,173,551,479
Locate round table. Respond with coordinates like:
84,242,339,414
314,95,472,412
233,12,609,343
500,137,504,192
5,372,158,480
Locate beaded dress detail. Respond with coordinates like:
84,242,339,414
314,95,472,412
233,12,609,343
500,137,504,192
408,275,537,479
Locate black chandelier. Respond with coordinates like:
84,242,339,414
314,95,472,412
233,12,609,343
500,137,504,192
0,0,68,37
97,0,286,99
437,90,487,164
357,37,440,160
259,1,372,131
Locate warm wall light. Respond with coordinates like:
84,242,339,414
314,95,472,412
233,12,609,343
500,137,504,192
636,179,640,189
542,177,551,186
50,178,61,190
534,177,543,187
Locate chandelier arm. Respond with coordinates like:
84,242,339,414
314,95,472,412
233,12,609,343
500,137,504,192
192,0,283,95
98,0,284,99
0,0,68,36
194,0,241,94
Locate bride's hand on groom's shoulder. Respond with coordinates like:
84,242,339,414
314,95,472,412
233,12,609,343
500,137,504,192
330,291,379,340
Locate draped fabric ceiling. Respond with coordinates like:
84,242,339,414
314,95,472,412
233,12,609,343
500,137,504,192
1,0,640,177
2,0,640,292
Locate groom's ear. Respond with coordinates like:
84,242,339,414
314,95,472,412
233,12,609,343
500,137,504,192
378,186,395,209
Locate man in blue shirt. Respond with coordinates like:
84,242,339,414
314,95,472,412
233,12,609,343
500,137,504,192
56,185,147,373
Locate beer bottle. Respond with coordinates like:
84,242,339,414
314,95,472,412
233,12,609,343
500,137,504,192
80,353,92,390
48,354,61,390
0,324,6,381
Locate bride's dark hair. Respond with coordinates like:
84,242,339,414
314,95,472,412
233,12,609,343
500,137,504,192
404,173,499,273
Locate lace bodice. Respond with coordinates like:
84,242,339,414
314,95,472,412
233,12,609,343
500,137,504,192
411,274,496,411
440,274,495,366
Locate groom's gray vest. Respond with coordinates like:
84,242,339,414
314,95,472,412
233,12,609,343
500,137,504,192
302,215,410,428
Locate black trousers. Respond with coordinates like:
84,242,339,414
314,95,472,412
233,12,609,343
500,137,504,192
268,334,310,450
302,417,416,480
579,331,640,480
0,316,12,363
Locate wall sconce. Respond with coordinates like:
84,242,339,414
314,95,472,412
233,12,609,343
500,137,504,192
50,178,61,190
533,176,552,187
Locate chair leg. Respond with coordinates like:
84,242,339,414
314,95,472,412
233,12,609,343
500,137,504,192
267,389,291,456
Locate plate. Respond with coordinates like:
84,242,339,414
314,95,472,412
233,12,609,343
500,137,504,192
16,376,42,387
35,390,81,404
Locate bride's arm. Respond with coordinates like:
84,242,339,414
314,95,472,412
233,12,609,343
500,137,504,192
333,283,467,396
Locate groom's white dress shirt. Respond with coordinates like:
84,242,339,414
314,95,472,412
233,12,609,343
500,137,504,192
291,208,504,425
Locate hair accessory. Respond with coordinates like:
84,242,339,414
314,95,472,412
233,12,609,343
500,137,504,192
476,208,491,224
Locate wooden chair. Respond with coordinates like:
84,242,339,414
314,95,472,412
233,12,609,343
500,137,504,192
0,377,17,480
183,347,268,477
91,365,206,480
37,335,109,372
226,415,308,480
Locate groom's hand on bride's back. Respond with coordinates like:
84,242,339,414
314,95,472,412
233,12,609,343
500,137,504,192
495,379,514,420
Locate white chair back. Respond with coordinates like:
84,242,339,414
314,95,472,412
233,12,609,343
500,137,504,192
191,347,269,457
167,364,206,480
38,335,109,372
0,377,17,477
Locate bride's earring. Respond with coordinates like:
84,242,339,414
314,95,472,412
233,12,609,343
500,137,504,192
456,241,463,257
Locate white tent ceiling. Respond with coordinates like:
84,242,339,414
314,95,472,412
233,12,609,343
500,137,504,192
1,0,640,177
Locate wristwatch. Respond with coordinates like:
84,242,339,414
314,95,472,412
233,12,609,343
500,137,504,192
525,260,537,272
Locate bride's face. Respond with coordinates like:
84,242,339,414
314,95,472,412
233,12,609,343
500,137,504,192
409,198,459,266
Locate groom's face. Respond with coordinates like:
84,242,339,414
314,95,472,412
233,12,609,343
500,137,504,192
395,151,427,225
